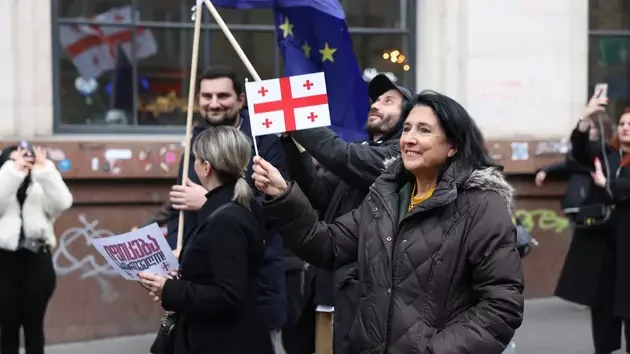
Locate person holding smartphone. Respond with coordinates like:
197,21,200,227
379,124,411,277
0,143,73,354
556,89,630,354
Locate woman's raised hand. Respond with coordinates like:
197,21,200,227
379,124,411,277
252,156,288,198
10,147,33,172
583,88,608,119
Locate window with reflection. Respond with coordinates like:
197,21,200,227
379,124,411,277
589,0,630,120
351,34,412,88
589,36,630,120
341,0,406,29
589,0,630,31
58,23,211,127
210,31,277,81
54,0,415,131
59,0,132,18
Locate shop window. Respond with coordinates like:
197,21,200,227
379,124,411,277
53,0,415,131
588,35,630,120
342,0,407,29
589,0,630,32
351,33,412,88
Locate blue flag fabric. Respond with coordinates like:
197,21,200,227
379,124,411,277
210,0,369,142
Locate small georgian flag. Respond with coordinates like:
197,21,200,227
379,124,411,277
244,72,331,137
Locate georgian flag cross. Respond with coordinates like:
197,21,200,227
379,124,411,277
245,72,331,137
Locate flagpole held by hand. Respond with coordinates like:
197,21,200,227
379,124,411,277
176,4,203,251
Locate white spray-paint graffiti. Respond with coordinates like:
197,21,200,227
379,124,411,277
53,214,120,302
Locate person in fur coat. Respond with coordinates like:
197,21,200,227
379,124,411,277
0,143,73,354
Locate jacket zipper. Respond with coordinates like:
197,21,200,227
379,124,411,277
384,221,413,352
369,186,453,351
370,187,402,352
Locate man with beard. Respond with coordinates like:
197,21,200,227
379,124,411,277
165,66,288,353
279,74,412,354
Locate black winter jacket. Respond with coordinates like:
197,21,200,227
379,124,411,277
282,126,400,352
265,158,524,353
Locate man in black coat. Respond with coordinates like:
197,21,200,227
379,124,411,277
280,74,412,354
164,66,289,350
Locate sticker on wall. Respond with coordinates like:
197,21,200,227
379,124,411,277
157,147,178,173
46,148,66,162
535,139,570,156
164,151,177,165
57,159,72,172
104,148,132,161
138,148,154,172
510,142,529,161
138,149,148,161
104,148,131,174
91,157,99,172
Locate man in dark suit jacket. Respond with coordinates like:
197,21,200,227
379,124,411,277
164,66,289,348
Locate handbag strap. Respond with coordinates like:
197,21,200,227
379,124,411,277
178,201,236,264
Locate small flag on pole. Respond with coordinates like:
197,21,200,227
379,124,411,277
245,72,330,137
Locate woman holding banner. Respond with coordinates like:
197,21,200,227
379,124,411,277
139,126,273,354
0,142,73,354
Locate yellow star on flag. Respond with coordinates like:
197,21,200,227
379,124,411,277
302,41,312,58
278,17,294,38
319,42,337,63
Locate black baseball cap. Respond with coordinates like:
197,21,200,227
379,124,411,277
368,74,413,102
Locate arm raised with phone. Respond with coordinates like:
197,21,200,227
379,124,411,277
571,87,609,169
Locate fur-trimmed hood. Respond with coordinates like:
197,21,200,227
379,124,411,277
464,166,515,212
381,156,515,212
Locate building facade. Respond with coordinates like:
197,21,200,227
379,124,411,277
0,1,628,139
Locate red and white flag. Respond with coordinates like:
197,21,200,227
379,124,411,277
245,72,331,137
59,5,157,79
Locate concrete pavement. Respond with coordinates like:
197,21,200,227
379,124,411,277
44,334,154,354
42,297,626,353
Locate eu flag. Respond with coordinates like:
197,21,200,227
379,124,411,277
209,0,369,142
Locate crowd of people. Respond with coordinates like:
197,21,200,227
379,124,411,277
140,66,525,354
1,65,629,354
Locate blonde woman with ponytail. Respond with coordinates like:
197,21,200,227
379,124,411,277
139,126,273,354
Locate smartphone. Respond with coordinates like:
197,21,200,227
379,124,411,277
594,83,608,99
18,140,34,158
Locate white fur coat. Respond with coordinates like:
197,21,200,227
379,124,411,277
0,160,73,251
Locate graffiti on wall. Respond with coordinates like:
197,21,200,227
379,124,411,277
53,214,120,302
513,209,569,234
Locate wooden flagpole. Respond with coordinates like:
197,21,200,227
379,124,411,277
176,4,203,251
